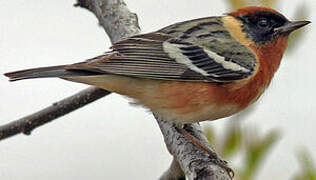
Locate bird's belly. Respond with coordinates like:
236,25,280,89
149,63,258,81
152,103,239,124
145,82,264,125
71,75,261,125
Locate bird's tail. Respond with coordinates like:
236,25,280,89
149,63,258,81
4,65,100,82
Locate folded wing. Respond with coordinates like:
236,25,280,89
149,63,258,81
68,32,255,82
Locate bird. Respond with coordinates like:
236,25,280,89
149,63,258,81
4,6,310,170
5,6,310,124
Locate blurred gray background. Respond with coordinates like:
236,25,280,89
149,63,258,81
0,0,315,179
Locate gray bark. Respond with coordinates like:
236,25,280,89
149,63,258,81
156,115,232,180
0,87,110,139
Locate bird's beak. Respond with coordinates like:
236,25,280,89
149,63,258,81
275,20,311,34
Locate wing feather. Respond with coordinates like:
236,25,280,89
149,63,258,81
67,18,256,82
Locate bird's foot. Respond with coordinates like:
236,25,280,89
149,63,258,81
175,124,234,179
207,153,234,179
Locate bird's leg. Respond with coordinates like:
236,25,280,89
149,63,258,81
175,125,213,154
175,124,235,178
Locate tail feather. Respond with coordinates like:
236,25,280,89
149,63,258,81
4,65,101,81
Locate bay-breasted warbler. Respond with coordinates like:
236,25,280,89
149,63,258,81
5,7,310,127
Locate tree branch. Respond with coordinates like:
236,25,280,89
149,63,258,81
156,115,232,180
0,87,110,140
75,0,140,43
159,158,185,180
2,0,232,179
0,0,141,141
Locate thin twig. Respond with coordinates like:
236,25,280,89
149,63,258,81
0,87,110,140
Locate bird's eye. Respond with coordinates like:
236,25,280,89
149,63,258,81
257,18,269,28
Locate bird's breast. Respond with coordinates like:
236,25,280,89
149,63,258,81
145,78,267,124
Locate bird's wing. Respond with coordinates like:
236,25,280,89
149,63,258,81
68,19,257,83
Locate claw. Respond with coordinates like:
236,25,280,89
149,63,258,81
175,125,234,179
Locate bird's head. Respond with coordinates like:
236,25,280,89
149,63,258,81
228,6,310,45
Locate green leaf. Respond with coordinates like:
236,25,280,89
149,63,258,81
239,130,280,180
294,150,316,180
261,0,277,7
221,122,243,159
226,0,277,10
204,125,216,145
226,0,248,10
